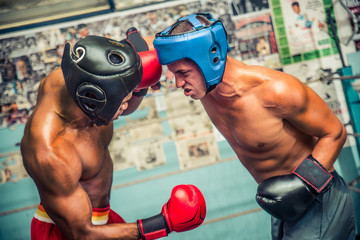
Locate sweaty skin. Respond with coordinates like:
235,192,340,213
167,57,346,183
21,67,142,240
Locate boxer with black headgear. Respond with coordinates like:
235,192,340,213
154,12,355,238
61,35,143,126
21,33,206,240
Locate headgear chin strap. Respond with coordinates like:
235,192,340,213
61,35,143,126
153,12,230,89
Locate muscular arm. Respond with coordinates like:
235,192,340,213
270,72,346,170
30,139,139,240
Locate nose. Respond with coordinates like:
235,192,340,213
120,101,128,111
119,92,132,111
175,77,185,88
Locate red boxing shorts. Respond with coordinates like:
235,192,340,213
31,204,126,240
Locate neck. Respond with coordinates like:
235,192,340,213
208,58,239,98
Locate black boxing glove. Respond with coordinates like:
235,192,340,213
256,155,333,221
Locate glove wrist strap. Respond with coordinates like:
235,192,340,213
137,213,170,240
133,88,148,97
293,154,333,193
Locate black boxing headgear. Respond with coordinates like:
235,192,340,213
61,35,143,126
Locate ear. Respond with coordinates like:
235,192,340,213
76,83,106,113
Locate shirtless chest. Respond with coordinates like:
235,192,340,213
61,126,114,205
22,115,114,207
65,127,111,177
204,94,283,151
202,94,315,182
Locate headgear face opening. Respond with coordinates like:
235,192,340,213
61,35,143,126
153,12,230,89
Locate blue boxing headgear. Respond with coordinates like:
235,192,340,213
153,12,230,89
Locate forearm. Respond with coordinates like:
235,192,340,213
311,124,347,171
84,222,140,240
51,222,140,240
40,185,140,240
46,205,140,240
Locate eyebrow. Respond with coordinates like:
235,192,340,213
175,69,191,74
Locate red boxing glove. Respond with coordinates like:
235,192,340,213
126,27,162,97
162,184,206,232
137,185,206,240
136,50,162,91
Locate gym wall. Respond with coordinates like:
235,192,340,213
0,0,359,239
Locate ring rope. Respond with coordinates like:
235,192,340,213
347,132,360,138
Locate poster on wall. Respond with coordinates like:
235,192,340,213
133,140,167,171
176,135,220,169
269,0,338,65
281,0,330,55
229,0,269,16
0,152,29,183
109,132,136,172
233,12,281,68
165,90,220,169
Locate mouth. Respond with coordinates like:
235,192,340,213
183,88,192,96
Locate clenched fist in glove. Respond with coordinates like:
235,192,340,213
137,184,206,240
126,27,162,97
256,154,333,221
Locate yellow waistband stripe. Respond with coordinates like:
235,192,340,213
34,204,110,225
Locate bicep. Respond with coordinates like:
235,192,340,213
33,151,92,239
40,183,93,238
278,82,342,138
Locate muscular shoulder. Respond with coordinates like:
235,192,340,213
23,129,82,194
263,70,308,115
221,61,308,114
43,67,65,89
36,67,64,103
22,114,81,190
229,64,308,111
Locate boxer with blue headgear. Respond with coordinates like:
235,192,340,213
153,12,230,91
152,12,356,238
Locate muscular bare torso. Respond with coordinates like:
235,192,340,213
201,59,316,183
21,67,114,208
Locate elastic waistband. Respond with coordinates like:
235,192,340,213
34,204,110,225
